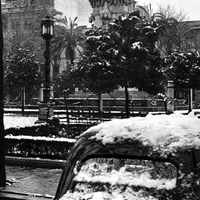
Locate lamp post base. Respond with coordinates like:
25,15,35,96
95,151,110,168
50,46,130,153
36,102,54,123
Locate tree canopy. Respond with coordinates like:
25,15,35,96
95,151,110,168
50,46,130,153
75,11,164,96
163,50,200,91
5,48,41,101
75,28,120,94
72,11,164,115
54,64,79,97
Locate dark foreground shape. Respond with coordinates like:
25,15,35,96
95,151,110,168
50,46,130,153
5,156,65,169
0,157,64,200
0,191,52,200
1,113,200,200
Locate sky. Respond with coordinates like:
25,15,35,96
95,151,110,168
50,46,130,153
54,0,200,26
138,0,200,21
55,0,92,26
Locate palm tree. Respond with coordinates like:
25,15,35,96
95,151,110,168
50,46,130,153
52,17,86,65
156,4,192,56
138,4,192,56
0,0,6,187
137,4,173,55
137,4,164,23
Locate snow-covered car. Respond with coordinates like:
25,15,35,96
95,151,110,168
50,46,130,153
54,112,200,200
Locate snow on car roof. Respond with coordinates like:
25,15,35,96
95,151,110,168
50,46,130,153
84,112,200,153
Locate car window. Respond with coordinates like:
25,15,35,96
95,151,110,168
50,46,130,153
59,157,178,199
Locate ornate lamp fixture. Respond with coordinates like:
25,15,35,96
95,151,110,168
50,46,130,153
41,16,54,103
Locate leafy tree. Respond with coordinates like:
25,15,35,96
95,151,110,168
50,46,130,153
52,17,86,65
54,64,78,97
78,28,120,92
75,11,164,116
0,0,6,187
74,28,121,113
108,11,164,116
163,50,200,111
5,48,41,103
163,50,200,90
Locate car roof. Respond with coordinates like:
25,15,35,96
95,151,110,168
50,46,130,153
55,113,200,200
80,112,200,156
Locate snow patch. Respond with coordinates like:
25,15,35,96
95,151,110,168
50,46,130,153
4,114,38,129
75,162,176,190
5,135,76,143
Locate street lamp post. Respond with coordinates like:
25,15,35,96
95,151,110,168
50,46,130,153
41,15,54,103
37,16,54,122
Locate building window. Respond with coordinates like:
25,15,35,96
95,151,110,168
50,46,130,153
3,23,7,31
24,20,30,29
11,21,15,29
16,21,20,29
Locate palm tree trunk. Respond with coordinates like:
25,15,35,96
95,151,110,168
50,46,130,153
0,0,6,187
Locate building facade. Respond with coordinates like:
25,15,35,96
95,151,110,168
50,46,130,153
2,0,55,101
88,0,137,27
2,0,54,58
2,0,54,33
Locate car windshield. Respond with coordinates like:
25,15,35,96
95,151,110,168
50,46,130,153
60,156,178,200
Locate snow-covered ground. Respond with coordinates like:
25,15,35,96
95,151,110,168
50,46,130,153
4,114,38,129
3,109,200,130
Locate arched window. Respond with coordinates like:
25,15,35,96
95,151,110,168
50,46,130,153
11,21,15,29
16,21,20,26
24,20,29,29
3,23,7,31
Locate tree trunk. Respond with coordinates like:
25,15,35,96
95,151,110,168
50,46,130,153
21,87,25,116
98,93,103,115
0,0,6,187
188,88,193,113
125,86,130,118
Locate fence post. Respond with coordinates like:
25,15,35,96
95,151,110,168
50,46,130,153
63,89,70,125
166,80,174,114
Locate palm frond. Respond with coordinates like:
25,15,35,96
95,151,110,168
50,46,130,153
51,16,86,63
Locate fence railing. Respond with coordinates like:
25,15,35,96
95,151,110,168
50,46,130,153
54,109,149,125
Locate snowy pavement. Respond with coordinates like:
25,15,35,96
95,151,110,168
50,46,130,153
3,109,200,130
4,114,38,129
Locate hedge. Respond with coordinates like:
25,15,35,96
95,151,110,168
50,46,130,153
5,135,76,160
5,117,93,159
